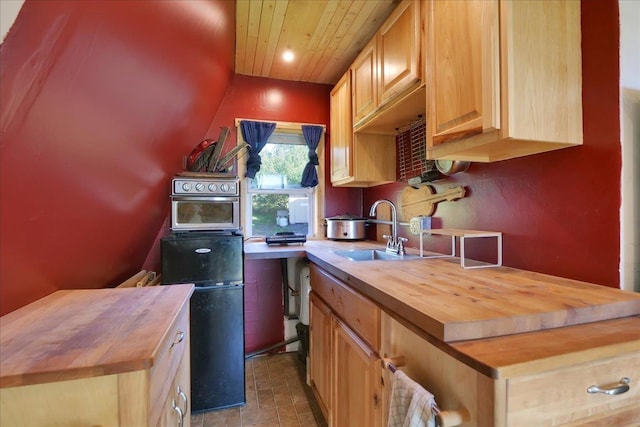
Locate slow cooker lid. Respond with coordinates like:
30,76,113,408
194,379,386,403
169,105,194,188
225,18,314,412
326,213,368,221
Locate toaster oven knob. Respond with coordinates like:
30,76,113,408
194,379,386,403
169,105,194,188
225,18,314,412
195,183,205,192
220,183,230,192
208,183,217,192
181,182,191,192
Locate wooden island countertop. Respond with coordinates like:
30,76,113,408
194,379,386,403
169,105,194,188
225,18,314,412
0,284,194,388
245,239,640,378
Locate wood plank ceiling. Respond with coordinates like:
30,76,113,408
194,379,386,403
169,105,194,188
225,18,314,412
235,0,398,86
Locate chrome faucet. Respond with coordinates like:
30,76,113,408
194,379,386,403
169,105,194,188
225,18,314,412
369,199,407,255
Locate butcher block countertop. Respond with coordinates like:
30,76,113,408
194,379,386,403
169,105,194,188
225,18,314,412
0,284,194,388
246,239,640,378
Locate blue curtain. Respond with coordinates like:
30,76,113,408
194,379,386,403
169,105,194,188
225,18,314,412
301,125,323,188
240,120,277,179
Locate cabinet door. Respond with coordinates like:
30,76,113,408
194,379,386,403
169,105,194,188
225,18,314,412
502,0,582,145
158,352,190,427
333,319,381,427
309,293,333,420
379,312,495,426
150,304,190,426
351,38,378,125
378,0,421,106
330,71,352,183
427,0,499,147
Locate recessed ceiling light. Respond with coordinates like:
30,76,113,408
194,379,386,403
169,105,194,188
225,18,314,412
282,50,294,62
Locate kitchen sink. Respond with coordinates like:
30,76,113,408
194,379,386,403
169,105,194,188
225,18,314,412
333,249,420,261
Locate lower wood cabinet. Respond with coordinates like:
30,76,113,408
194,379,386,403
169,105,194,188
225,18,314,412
0,285,194,427
309,293,333,418
505,351,640,426
158,351,191,427
151,301,191,427
309,264,382,426
380,310,498,426
309,262,639,427
333,318,382,427
380,310,640,427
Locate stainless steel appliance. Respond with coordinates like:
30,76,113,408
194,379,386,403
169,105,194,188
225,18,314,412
161,232,245,412
325,214,369,240
171,175,240,232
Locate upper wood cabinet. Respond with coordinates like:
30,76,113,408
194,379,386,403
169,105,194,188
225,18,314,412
377,0,422,107
330,71,352,184
427,0,496,149
331,70,396,188
426,0,583,162
351,38,378,125
352,0,423,131
331,1,419,187
335,0,583,167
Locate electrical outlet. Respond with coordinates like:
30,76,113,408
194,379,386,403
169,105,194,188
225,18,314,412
409,216,432,235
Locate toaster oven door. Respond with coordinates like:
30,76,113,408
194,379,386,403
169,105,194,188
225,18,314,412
171,196,240,231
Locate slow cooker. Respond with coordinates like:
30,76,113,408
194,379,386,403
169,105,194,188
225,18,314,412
325,214,369,240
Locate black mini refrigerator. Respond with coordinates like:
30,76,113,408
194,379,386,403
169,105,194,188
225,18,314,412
161,232,245,412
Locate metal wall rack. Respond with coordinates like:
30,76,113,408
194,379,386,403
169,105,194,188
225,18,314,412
419,228,503,269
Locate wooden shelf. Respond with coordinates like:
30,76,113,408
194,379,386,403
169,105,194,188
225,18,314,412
419,228,503,269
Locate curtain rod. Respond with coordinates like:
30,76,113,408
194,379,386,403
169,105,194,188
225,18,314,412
234,118,326,131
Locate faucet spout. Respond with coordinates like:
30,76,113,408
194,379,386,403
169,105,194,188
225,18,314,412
369,199,398,250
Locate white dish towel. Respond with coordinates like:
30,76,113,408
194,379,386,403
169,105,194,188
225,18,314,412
387,370,439,427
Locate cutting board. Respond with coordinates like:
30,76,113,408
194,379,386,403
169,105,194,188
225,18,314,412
399,185,465,219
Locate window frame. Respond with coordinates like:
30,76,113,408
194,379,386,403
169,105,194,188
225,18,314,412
234,118,326,238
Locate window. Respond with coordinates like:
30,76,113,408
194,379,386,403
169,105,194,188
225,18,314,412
236,121,325,238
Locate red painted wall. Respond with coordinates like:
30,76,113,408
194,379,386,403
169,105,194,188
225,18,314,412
0,0,236,315
365,0,621,287
205,73,360,219
243,259,285,354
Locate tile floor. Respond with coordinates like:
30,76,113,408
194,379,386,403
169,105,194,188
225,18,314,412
191,352,328,427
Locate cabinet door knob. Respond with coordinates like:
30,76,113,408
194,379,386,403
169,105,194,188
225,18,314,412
177,386,188,419
587,377,631,395
172,399,184,427
170,330,185,348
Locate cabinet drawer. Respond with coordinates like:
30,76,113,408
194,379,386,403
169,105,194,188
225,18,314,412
310,264,380,350
149,303,190,425
507,351,640,426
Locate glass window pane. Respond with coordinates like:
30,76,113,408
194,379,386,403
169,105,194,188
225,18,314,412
250,193,309,236
250,142,308,189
